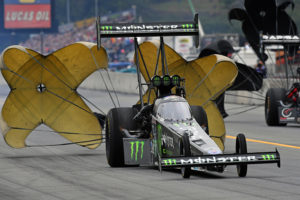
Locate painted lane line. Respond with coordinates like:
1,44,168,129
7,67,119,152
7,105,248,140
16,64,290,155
226,135,300,149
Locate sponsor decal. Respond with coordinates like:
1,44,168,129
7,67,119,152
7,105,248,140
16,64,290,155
100,23,198,32
163,159,177,165
157,124,162,134
162,134,174,148
157,124,162,155
20,0,36,3
112,24,179,31
101,26,112,30
181,24,193,28
130,141,144,161
262,35,300,40
162,148,173,156
281,108,293,118
163,155,258,166
180,156,257,165
262,154,275,160
4,2,51,29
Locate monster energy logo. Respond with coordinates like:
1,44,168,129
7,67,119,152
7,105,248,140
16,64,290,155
262,154,275,160
163,159,177,165
130,141,145,161
181,24,193,29
101,26,113,30
114,24,179,31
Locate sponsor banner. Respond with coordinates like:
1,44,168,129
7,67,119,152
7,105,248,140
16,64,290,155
4,2,51,29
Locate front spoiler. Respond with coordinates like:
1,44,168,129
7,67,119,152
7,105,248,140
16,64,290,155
161,150,280,168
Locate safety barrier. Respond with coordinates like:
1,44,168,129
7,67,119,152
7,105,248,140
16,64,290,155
0,71,289,105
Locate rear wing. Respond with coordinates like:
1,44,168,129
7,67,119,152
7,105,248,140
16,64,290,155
96,14,201,48
261,35,300,46
260,34,300,51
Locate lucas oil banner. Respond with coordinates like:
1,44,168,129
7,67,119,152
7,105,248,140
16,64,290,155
4,0,51,29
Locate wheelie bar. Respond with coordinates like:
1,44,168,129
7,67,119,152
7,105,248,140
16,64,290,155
161,149,280,168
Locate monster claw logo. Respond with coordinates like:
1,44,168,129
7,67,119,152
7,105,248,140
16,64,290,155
181,24,193,29
130,141,145,161
101,26,112,30
163,159,177,165
262,154,275,160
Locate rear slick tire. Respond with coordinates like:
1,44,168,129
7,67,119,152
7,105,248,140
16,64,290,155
265,88,287,126
106,107,138,167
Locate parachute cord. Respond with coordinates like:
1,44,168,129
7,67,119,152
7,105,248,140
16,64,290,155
46,89,94,115
225,92,265,101
104,69,120,107
96,69,117,108
24,50,74,91
227,105,263,117
210,135,225,139
26,138,103,148
288,8,300,83
226,103,264,111
2,68,106,124
189,62,218,99
285,10,296,85
234,53,264,84
10,127,104,136
137,44,151,81
88,47,118,108
251,91,266,98
76,91,106,115
10,49,107,119
3,68,36,86
262,49,284,89
265,49,290,89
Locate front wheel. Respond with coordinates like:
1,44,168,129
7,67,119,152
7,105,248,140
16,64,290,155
236,133,247,177
180,133,191,179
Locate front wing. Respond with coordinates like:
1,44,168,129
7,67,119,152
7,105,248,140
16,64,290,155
161,150,280,168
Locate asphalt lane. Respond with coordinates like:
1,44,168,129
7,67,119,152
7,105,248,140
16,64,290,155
0,88,299,200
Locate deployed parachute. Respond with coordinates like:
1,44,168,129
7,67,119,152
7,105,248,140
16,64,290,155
136,41,238,150
229,0,298,61
200,40,263,91
199,40,263,117
0,42,108,149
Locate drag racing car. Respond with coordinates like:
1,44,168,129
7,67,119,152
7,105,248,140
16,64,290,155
262,35,300,126
98,16,280,178
105,74,280,178
265,79,300,126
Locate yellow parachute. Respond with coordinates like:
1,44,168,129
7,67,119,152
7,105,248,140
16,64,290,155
0,42,108,149
136,41,238,150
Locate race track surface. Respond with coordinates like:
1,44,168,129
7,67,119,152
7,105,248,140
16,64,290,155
0,87,299,200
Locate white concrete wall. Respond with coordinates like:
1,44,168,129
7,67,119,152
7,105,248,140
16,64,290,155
0,70,287,105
